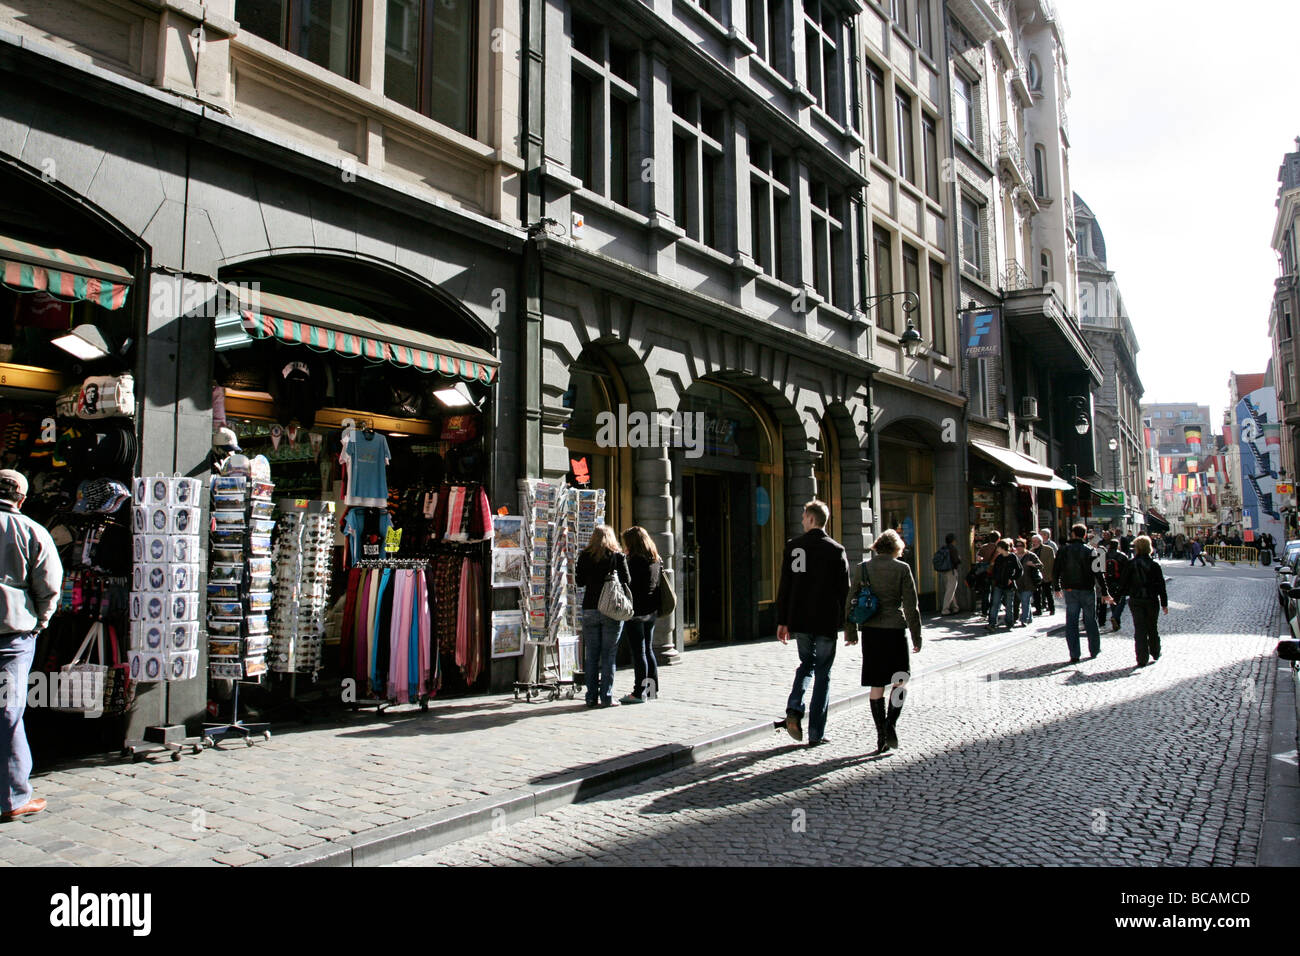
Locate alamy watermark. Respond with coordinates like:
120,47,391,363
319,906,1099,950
594,405,705,460
1,672,103,718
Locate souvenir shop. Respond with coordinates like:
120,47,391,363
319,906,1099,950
206,263,501,717
0,228,143,759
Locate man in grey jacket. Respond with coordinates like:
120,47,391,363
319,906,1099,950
0,469,63,819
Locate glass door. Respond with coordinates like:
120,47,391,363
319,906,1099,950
683,472,730,644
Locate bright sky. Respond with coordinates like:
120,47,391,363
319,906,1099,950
1055,0,1300,429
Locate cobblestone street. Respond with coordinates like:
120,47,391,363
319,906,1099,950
397,563,1282,866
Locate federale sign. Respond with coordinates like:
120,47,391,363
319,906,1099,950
962,308,1001,359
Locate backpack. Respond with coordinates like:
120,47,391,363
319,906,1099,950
932,547,953,572
1106,556,1121,582
847,562,881,625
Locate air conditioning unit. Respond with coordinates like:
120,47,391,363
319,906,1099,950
1020,396,1040,421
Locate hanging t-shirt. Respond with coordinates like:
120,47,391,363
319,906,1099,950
344,507,393,564
340,430,390,508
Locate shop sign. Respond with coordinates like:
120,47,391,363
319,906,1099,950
962,309,1001,360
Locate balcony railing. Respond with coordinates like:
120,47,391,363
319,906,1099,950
997,123,1032,187
1004,261,1032,292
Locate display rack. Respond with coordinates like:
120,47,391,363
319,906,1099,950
512,478,577,702
345,556,433,713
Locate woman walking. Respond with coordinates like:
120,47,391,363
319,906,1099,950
1013,538,1042,627
620,526,662,704
846,530,922,754
1118,535,1168,667
574,525,631,708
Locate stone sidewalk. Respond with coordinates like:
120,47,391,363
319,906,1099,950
0,607,1069,866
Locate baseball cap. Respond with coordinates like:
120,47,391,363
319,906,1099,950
0,469,29,498
213,426,242,452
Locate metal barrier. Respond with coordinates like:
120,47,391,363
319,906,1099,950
1204,545,1259,566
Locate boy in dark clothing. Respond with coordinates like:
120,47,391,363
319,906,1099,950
1118,535,1169,667
1100,539,1130,632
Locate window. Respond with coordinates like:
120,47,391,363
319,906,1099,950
570,18,641,209
866,62,887,160
803,0,843,123
970,357,990,418
384,0,477,134
239,0,360,81
895,91,915,185
747,0,789,75
902,243,921,341
1027,54,1042,92
1040,250,1051,287
749,138,794,284
1282,302,1294,340
671,80,726,250
873,226,895,333
914,0,932,58
1033,144,1048,199
953,72,975,145
810,180,847,308
922,114,940,201
929,262,946,354
960,197,982,276
1289,362,1296,404
694,0,725,22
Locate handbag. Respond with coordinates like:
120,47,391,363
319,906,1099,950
52,622,107,714
102,624,135,717
847,561,881,625
597,561,635,621
656,568,677,619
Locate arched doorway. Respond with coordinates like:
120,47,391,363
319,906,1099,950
561,345,632,535
878,422,937,609
679,379,783,643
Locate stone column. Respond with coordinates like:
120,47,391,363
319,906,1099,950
634,444,679,664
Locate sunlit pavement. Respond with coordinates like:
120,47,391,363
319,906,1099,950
397,563,1279,866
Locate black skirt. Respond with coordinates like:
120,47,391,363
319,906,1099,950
860,626,911,687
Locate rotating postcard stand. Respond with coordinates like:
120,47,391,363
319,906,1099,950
203,467,275,749
122,475,208,762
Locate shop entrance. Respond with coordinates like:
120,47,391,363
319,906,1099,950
682,471,731,644
879,427,937,611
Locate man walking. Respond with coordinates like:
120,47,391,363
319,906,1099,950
1117,535,1168,668
774,500,851,746
1034,530,1057,615
1052,522,1113,664
0,469,62,820
1189,538,1206,566
935,532,962,615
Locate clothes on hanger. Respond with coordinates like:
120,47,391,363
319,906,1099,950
339,429,390,508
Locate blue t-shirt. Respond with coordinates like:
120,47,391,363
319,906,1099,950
341,431,390,508
344,507,392,564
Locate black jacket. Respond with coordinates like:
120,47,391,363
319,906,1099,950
626,554,662,617
1118,555,1168,607
990,552,1022,590
1052,540,1107,593
776,528,851,636
575,550,630,611
1103,549,1130,596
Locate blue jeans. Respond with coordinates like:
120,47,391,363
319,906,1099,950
785,633,837,743
623,616,658,698
988,586,1015,627
583,609,623,704
1018,590,1035,624
1063,590,1101,660
0,631,36,812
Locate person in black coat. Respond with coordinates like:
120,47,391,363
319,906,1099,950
986,539,1021,632
774,500,851,746
619,526,662,704
574,525,631,708
1117,535,1168,667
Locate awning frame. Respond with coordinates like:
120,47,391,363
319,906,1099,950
0,232,133,311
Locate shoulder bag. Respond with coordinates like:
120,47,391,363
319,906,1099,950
52,622,107,714
847,560,881,625
597,559,635,621
656,568,678,619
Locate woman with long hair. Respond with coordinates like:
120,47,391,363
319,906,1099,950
574,524,631,708
846,529,922,754
619,526,662,703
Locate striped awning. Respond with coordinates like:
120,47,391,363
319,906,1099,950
228,287,498,385
0,233,132,310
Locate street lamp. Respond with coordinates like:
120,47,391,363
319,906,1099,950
1108,437,1121,524
1069,396,1091,436
859,291,925,356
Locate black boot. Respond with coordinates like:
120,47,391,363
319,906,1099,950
870,698,889,753
886,690,905,750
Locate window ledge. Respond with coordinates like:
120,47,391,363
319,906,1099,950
754,270,800,299
677,234,733,267
673,0,731,44
749,54,795,94
726,27,758,56
541,162,584,195
732,254,763,278
793,84,818,108
573,188,650,228
647,215,687,240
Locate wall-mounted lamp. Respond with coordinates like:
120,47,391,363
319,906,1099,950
52,324,111,361
1069,396,1091,436
858,291,924,356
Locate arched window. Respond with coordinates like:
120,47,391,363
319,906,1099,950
1027,55,1042,92
1033,144,1048,199
563,347,631,533
814,416,842,544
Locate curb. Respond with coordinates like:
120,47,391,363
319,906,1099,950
258,619,1062,867
1258,621,1300,867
